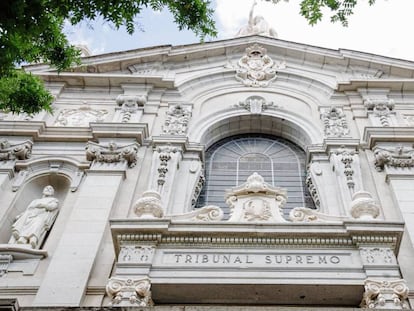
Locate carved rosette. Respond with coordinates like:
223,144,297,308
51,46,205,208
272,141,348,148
235,95,279,114
85,141,139,168
106,277,153,307
118,245,155,263
364,98,395,127
133,190,164,219
116,94,146,123
350,191,380,220
225,172,287,222
361,279,409,309
162,104,192,135
0,139,32,161
235,44,285,87
320,107,350,138
373,145,414,171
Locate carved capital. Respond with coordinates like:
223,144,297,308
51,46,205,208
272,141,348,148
86,141,139,168
373,145,414,171
226,173,287,222
321,107,350,138
0,139,32,161
350,191,380,220
162,104,192,135
133,190,164,219
106,277,153,307
361,279,409,309
235,44,285,87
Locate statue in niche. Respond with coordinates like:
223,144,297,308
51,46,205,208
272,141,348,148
236,0,278,38
9,185,59,249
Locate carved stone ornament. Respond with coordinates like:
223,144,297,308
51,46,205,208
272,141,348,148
162,104,192,135
321,107,350,138
85,141,139,168
106,277,153,307
0,255,12,276
0,139,32,161
235,44,285,87
289,207,348,223
361,279,409,310
170,205,224,222
373,145,414,171
305,166,321,209
350,191,380,220
153,145,182,190
116,94,146,123
118,245,155,263
225,172,287,222
364,97,395,127
54,103,108,127
133,190,164,219
9,185,59,249
360,247,396,265
235,95,279,113
403,114,414,126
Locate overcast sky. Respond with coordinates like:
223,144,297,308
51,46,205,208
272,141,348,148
65,0,414,61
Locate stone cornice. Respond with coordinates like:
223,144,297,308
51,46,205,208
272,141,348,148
109,219,404,257
362,127,414,148
338,79,414,92
0,121,148,144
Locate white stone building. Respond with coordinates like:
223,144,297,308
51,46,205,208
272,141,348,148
1,32,414,310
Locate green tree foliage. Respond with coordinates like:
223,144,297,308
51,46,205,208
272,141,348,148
0,0,216,114
270,0,376,26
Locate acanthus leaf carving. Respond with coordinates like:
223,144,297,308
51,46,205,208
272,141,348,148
85,141,139,168
361,279,409,310
106,277,153,307
0,139,32,161
162,104,192,135
321,107,350,138
235,44,285,87
373,145,414,171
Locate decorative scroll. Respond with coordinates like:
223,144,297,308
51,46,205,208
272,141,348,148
170,205,224,222
85,141,139,168
116,94,146,123
0,139,32,161
373,145,414,171
364,98,395,127
361,279,409,310
133,190,164,219
350,191,380,220
225,172,287,222
235,44,285,87
162,104,192,135
289,207,347,223
54,104,107,127
235,96,278,113
321,107,350,137
106,277,153,307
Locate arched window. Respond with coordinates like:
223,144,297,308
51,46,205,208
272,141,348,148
196,134,315,218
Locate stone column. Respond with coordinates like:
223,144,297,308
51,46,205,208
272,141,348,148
33,141,138,306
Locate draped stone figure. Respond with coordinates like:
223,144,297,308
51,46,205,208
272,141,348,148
9,185,59,249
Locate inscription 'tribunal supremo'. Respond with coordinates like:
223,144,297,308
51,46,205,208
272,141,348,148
169,253,342,266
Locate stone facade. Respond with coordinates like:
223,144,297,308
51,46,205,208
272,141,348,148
1,35,414,309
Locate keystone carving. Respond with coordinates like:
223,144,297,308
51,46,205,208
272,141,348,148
133,190,164,219
373,145,414,171
321,107,350,138
235,95,279,113
350,191,380,220
361,279,409,309
235,44,285,87
225,172,287,222
162,104,192,135
85,141,139,168
0,139,32,161
106,277,153,307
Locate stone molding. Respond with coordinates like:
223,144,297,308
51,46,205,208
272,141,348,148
225,173,287,222
85,141,139,168
235,44,285,87
320,107,350,138
373,145,414,172
162,104,192,135
0,139,32,162
361,279,409,309
106,277,153,307
133,190,164,219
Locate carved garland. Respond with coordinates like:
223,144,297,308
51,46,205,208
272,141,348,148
373,145,414,171
85,141,139,168
0,139,32,161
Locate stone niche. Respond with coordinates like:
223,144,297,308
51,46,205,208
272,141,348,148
109,218,404,307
